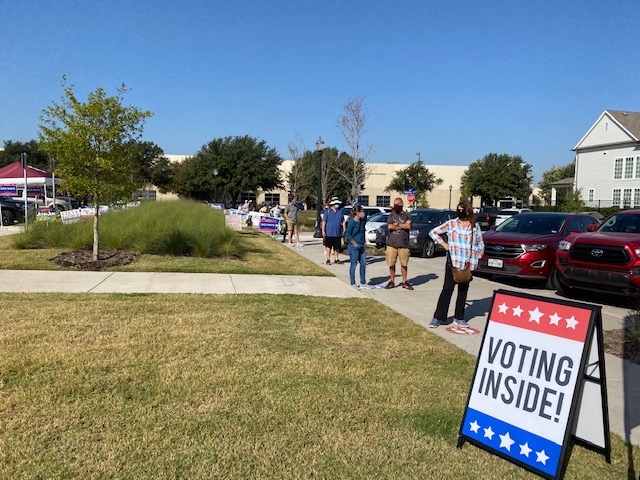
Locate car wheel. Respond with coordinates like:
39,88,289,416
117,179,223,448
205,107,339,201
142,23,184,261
1,210,14,226
422,239,435,258
544,266,557,290
554,270,572,296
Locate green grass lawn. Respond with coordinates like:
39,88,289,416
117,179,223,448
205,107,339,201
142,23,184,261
1,293,636,479
0,230,330,276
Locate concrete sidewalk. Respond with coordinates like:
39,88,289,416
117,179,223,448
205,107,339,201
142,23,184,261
290,232,640,448
0,230,638,448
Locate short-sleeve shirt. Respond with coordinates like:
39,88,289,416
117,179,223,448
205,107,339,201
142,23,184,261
387,211,411,248
284,203,298,222
323,208,343,237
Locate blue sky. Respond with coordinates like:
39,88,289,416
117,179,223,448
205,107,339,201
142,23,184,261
1,0,638,184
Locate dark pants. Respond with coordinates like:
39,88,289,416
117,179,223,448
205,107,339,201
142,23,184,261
433,257,470,322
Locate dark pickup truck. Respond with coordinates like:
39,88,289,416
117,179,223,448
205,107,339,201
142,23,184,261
477,206,501,230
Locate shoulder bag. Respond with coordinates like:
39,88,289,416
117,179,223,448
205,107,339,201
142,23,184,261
450,225,474,284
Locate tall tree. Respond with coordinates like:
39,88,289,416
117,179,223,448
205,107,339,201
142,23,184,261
461,153,532,206
0,139,51,170
538,161,575,205
336,96,373,204
286,132,306,201
126,140,173,192
39,77,153,260
171,135,282,205
385,160,443,207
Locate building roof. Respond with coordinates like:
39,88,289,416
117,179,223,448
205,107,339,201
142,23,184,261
550,177,574,187
606,110,640,139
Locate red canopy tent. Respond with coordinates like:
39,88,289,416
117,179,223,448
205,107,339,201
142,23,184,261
0,161,60,186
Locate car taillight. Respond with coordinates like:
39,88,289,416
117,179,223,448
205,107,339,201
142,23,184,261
486,214,490,222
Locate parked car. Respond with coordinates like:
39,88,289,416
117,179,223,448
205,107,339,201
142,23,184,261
408,209,456,257
341,205,391,224
374,208,455,255
365,212,390,246
556,209,640,296
477,206,502,230
477,212,598,288
0,198,36,225
494,208,532,226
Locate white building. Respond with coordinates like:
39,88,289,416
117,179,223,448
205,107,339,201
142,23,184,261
573,110,640,208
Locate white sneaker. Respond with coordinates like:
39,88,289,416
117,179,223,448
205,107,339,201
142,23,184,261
350,284,360,289
287,243,293,247
359,284,370,289
295,243,303,247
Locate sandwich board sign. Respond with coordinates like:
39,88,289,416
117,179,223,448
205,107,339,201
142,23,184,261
457,289,610,479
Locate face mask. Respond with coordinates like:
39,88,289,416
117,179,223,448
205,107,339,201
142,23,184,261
394,205,403,214
456,210,468,220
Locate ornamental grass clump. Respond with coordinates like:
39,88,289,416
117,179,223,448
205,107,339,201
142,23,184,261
13,200,238,258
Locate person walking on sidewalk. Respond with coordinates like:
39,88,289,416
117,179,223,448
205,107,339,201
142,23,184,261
322,198,344,264
385,198,413,289
284,195,302,247
345,204,368,288
428,200,484,328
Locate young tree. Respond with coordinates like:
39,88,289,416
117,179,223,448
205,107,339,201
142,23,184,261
39,78,153,260
385,160,443,207
538,161,575,205
461,153,532,206
170,136,282,205
336,96,373,204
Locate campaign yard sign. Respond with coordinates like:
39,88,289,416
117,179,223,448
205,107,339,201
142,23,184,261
458,289,609,479
259,216,279,233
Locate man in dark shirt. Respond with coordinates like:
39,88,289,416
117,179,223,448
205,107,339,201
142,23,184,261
385,198,413,289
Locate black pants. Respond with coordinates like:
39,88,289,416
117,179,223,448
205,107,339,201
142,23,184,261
433,258,470,322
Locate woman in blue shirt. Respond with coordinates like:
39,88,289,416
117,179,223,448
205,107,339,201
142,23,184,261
345,205,368,288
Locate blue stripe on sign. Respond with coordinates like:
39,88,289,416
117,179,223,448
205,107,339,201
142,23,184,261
462,407,562,477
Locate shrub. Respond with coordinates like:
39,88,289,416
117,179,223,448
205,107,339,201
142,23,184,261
12,200,239,258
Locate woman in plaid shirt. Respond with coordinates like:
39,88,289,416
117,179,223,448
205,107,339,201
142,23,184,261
428,200,484,328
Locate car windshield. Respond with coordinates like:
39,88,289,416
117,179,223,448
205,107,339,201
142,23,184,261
598,214,640,234
367,213,388,223
495,215,566,234
410,211,441,223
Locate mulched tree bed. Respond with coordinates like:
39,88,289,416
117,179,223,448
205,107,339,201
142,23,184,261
51,250,139,271
603,328,640,365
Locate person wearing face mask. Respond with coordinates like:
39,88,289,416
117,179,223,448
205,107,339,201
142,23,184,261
385,198,413,289
345,205,368,288
428,200,484,328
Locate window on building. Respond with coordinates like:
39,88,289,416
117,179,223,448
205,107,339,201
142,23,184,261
357,195,369,206
624,189,632,207
613,189,621,206
614,158,623,179
625,157,634,179
376,196,390,207
634,189,640,208
133,189,157,201
264,193,280,205
637,157,640,178
588,189,594,202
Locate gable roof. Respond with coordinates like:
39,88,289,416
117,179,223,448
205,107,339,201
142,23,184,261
607,110,640,139
573,110,640,150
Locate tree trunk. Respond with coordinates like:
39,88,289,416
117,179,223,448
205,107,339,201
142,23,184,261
92,202,100,261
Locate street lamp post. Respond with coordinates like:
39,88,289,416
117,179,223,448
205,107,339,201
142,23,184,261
313,137,325,238
213,169,219,204
448,184,453,210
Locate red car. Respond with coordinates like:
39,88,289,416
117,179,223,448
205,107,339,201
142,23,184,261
477,212,598,288
556,209,640,296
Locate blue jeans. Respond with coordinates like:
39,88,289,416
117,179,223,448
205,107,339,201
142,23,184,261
348,244,367,285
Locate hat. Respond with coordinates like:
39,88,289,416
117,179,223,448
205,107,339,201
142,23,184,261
353,201,361,207
329,198,341,206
